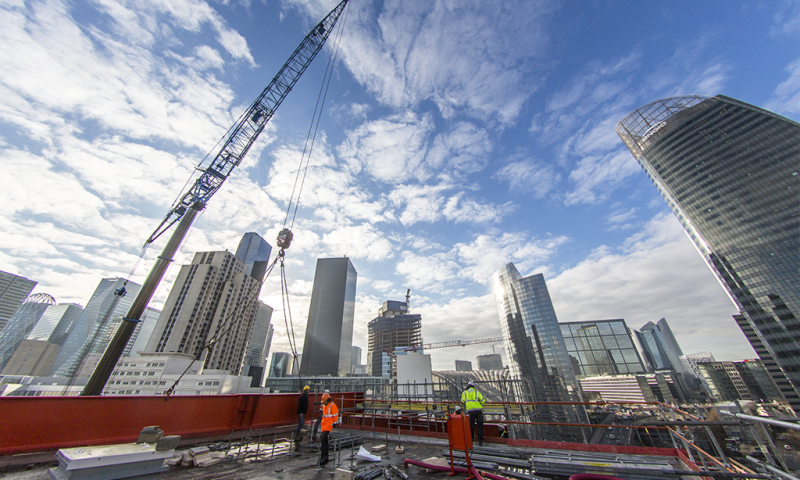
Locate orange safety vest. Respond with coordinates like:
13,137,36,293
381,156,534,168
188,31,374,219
321,401,339,432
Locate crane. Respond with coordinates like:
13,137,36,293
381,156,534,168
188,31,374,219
392,337,503,354
82,0,350,396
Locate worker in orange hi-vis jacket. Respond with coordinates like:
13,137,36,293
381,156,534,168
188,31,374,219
318,393,339,466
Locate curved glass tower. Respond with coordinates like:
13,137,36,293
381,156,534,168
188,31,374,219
617,95,800,411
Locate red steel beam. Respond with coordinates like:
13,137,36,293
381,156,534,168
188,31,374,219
0,392,356,455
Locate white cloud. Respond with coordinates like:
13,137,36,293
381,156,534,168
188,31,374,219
765,56,800,115
338,112,433,183
771,0,800,37
319,224,394,261
549,213,752,360
424,122,493,179
494,157,561,198
564,150,641,206
395,230,569,290
310,0,558,125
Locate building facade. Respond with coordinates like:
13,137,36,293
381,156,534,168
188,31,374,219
300,258,357,377
0,271,37,332
634,318,686,374
699,359,785,404
580,372,687,404
367,300,422,378
490,263,585,429
144,248,262,375
269,352,292,378
234,232,272,282
617,95,800,411
351,346,362,374
54,279,142,378
559,319,647,379
455,360,473,372
477,354,503,370
0,303,83,376
0,293,56,372
241,301,273,387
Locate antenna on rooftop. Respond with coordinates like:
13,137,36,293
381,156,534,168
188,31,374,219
405,288,411,306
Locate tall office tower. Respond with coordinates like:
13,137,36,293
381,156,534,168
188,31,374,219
680,351,716,381
455,360,473,372
559,319,647,379
367,300,422,378
0,271,37,331
144,250,262,375
269,351,292,378
54,278,141,377
617,95,800,411
242,302,274,387
634,318,686,375
0,303,83,376
299,257,357,377
235,233,272,282
0,293,56,371
491,263,586,433
477,354,503,370
351,346,362,375
290,354,302,375
699,360,785,403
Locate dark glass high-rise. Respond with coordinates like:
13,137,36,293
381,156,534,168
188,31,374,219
617,95,800,411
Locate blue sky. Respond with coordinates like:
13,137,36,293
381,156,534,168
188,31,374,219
1,0,798,371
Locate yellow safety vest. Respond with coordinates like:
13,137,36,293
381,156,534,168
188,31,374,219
461,387,485,412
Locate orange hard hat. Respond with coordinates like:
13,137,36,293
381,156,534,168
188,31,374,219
321,393,330,402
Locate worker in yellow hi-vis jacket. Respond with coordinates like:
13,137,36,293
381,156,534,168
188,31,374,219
461,380,485,446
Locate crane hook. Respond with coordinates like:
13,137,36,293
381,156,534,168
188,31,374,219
277,228,294,249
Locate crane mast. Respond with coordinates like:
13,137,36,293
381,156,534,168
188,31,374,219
81,0,350,396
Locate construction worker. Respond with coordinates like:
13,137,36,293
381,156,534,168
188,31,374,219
311,389,330,442
295,385,310,443
319,393,339,466
461,380,485,446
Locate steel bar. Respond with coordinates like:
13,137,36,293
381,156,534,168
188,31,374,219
746,456,800,480
722,412,800,431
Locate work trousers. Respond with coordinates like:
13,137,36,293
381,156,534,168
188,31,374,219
319,430,330,464
295,412,305,440
468,410,484,443
312,412,322,439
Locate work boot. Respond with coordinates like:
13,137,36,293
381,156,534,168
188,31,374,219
311,436,316,443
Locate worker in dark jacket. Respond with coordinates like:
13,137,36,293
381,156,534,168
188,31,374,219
295,385,310,442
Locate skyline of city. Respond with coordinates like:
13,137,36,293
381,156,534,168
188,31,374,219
1,1,798,372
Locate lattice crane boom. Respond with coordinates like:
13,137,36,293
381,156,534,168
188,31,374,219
82,0,350,396
393,337,503,353
147,0,350,244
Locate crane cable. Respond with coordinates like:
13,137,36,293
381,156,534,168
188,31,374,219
165,3,352,396
282,0,351,230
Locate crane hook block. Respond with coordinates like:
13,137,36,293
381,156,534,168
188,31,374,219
277,228,294,249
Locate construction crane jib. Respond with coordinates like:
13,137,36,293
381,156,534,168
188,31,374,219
148,0,350,244
81,0,350,397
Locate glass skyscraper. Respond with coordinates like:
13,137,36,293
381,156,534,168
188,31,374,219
617,94,800,411
0,270,37,332
300,257,357,377
634,318,686,375
559,319,646,379
234,232,272,282
490,263,586,436
0,293,56,371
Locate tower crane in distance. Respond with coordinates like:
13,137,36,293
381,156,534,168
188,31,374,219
82,0,351,396
392,337,503,354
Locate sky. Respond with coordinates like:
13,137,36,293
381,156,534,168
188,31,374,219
1,0,799,372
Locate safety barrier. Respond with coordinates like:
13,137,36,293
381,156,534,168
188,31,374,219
0,392,358,455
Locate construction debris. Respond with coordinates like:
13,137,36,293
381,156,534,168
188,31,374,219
370,444,386,452
395,445,405,454
357,446,381,462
